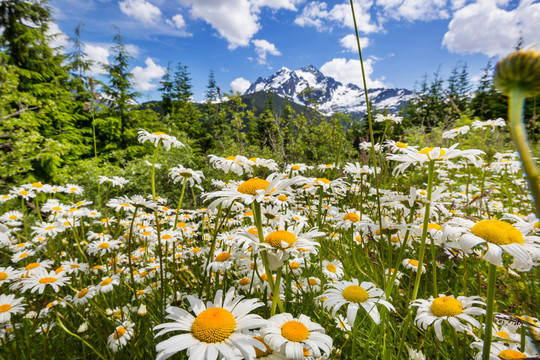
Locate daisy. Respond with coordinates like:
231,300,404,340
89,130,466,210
98,276,120,293
137,129,184,151
208,154,253,176
71,287,96,306
0,294,26,323
374,113,403,124
471,118,506,131
262,313,332,360
169,165,204,186
470,340,536,360
65,184,84,195
410,294,486,341
458,219,540,271
402,258,426,273
319,279,395,326
0,267,20,284
87,239,122,256
31,221,65,238
321,260,344,281
249,157,279,171
153,288,268,360
108,321,135,353
285,163,311,175
19,270,70,294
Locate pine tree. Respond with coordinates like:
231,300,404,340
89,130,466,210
171,62,201,145
103,30,137,148
159,62,173,116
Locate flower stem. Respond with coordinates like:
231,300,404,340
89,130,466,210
411,161,435,301
173,179,188,228
508,89,540,217
482,263,497,360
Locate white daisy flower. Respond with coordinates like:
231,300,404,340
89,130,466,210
137,129,184,151
19,270,70,294
319,279,395,326
153,288,268,360
262,313,332,360
410,294,485,341
108,321,135,353
169,165,204,186
0,294,26,323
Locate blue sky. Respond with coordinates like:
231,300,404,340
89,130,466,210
48,0,540,102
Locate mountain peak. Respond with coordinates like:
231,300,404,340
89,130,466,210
244,64,413,116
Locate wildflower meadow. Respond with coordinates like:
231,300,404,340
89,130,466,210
1,1,540,359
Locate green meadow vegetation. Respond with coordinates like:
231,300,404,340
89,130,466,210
1,0,539,359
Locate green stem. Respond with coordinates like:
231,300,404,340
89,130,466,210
151,142,161,202
173,179,188,228
482,263,497,360
411,161,435,301
508,89,540,217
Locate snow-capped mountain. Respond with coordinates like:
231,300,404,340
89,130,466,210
244,64,413,116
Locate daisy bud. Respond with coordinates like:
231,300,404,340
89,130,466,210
494,49,540,97
25,311,37,319
137,304,147,316
105,308,113,316
77,322,88,334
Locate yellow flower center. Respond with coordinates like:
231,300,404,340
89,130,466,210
427,223,442,231
100,278,113,286
113,327,126,340
9,215,18,220
342,285,369,303
326,264,337,273
142,231,152,236
0,304,12,313
265,230,297,249
315,178,330,185
32,182,43,188
289,262,300,269
237,178,270,195
25,263,40,270
239,278,250,285
191,307,236,343
281,321,309,342
292,165,301,170
391,236,400,243
396,142,407,148
471,220,524,245
39,277,58,284
343,213,360,223
0,273,8,281
225,156,236,161
153,131,166,136
431,296,463,317
253,336,272,357
498,350,527,359
408,259,419,267
77,289,89,298
52,206,62,211
418,147,446,160
162,234,172,240
495,331,510,340
325,164,333,168
44,226,55,230
308,278,318,286
278,195,288,201
215,253,231,262
97,242,110,249
19,190,28,196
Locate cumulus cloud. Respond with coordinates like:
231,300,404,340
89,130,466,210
295,1,380,33
377,0,449,21
230,77,251,93
340,34,370,52
442,0,540,57
47,22,69,52
252,39,281,65
132,58,166,91
320,57,386,88
166,14,186,29
179,0,301,49
119,0,162,26
83,44,110,76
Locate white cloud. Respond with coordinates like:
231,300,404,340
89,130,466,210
179,0,259,49
320,57,386,88
340,34,370,52
119,0,162,26
132,58,166,91
179,0,301,49
230,77,251,93
166,14,186,29
441,0,534,57
47,22,69,52
295,1,380,34
377,0,449,21
252,39,281,65
83,44,110,76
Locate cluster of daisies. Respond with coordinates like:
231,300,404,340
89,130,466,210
0,127,538,359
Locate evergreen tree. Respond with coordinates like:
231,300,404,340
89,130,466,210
158,62,173,116
103,30,137,148
171,62,201,146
